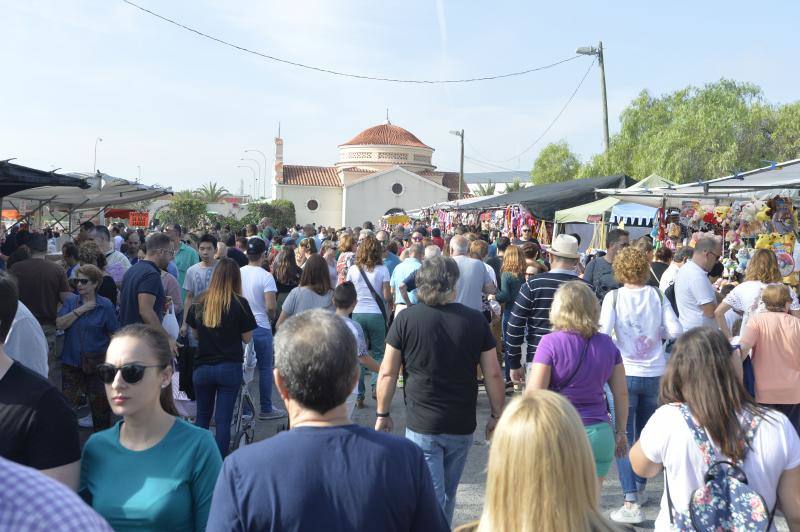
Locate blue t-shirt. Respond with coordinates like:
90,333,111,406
207,425,448,532
383,252,401,276
167,260,179,279
391,258,421,305
58,294,119,367
80,418,222,532
119,260,165,326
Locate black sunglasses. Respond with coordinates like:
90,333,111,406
75,278,91,285
96,363,165,385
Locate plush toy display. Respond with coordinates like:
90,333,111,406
735,247,751,274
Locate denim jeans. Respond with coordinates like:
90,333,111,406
253,327,275,413
406,429,472,525
616,375,660,501
501,306,513,382
193,361,243,457
352,313,386,399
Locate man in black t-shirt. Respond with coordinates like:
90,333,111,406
375,256,505,525
207,310,448,532
119,232,169,328
0,271,81,490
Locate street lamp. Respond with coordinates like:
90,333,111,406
449,129,464,200
240,157,261,199
136,165,142,183
236,165,257,199
93,137,103,172
245,149,268,198
576,41,609,152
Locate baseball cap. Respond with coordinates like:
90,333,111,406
246,238,266,255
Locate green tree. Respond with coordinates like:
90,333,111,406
531,141,581,185
504,178,527,193
195,182,229,203
241,199,296,229
158,197,208,230
578,79,799,183
474,181,496,196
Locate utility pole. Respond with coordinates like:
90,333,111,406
598,41,609,153
450,129,465,199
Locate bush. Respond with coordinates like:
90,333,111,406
242,199,296,230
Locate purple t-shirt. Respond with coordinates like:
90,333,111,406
533,331,621,426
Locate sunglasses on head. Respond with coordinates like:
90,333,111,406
75,278,91,285
96,362,165,385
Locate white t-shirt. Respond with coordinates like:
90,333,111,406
341,316,369,396
239,265,277,330
640,404,800,531
723,280,800,333
658,263,680,292
114,234,124,252
674,261,717,330
599,286,682,377
346,264,390,315
5,301,48,378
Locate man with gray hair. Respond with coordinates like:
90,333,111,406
674,237,721,330
376,256,504,525
207,310,448,532
449,234,496,311
391,243,423,315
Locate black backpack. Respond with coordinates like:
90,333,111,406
664,282,679,318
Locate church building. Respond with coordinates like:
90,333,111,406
272,122,466,227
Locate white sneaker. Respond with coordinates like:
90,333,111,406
78,414,93,428
610,504,644,524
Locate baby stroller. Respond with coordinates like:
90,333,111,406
230,340,259,451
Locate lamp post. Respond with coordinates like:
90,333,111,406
240,157,261,199
93,137,103,172
449,129,464,200
236,165,257,200
136,165,142,183
576,41,609,153
245,149,268,198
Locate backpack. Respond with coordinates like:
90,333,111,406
664,282,679,318
666,404,772,531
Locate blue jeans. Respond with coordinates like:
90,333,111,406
406,429,472,525
501,305,513,382
253,327,275,413
616,375,660,500
193,361,242,457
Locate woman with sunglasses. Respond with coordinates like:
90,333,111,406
57,264,120,431
186,257,257,456
80,324,222,531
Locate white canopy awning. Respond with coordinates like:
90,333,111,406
596,159,800,208
4,172,172,212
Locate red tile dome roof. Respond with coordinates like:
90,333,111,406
341,123,431,149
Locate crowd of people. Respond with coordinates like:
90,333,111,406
1,216,800,531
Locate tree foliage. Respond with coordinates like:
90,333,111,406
241,199,296,229
474,181,496,196
158,197,208,230
577,79,800,183
531,141,581,185
504,178,527,193
195,182,229,203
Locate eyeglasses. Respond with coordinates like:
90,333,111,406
96,363,166,385
525,273,536,279
75,278,91,285
411,236,423,241
521,229,531,233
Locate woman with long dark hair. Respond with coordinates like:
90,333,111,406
275,254,333,329
186,257,257,456
271,246,302,324
630,327,800,530
80,324,221,530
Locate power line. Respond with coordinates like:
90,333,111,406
464,156,518,172
121,0,583,84
465,57,597,163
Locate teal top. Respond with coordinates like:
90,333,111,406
495,272,524,304
80,418,222,532
175,242,200,300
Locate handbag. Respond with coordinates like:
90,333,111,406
357,265,389,327
551,335,592,393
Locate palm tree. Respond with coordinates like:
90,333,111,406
504,178,528,193
474,181,496,196
195,182,229,203
173,189,197,201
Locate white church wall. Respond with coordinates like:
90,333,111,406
275,185,342,227
343,167,448,227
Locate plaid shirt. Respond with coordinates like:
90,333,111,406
0,456,111,531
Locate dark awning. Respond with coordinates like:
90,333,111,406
462,174,636,220
0,161,90,197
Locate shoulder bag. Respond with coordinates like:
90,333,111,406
357,265,389,327
551,334,592,393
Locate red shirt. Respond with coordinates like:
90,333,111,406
432,237,445,250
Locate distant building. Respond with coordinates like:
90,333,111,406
272,122,467,227
465,171,530,195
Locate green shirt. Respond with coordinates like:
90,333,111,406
495,271,524,304
175,242,199,299
80,418,222,532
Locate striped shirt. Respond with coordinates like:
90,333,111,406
505,271,590,369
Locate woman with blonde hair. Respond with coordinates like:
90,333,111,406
527,281,629,486
715,248,800,339
346,234,391,406
494,245,526,385
457,391,620,532
599,246,682,524
186,257,257,456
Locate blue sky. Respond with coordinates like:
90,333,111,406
3,0,798,195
